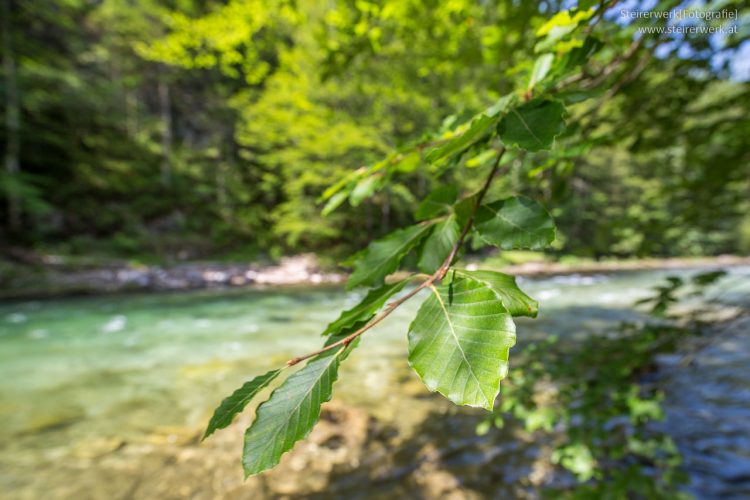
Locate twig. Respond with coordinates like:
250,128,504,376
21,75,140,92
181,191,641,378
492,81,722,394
286,148,506,367
587,0,617,34
553,35,644,93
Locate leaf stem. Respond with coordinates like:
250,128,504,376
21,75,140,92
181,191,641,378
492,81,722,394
286,147,506,367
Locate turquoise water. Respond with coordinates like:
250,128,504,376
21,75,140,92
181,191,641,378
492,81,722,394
0,266,748,498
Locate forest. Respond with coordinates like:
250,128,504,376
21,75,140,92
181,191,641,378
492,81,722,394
2,0,748,264
1,1,750,499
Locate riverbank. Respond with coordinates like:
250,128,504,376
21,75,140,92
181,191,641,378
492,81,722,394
0,254,345,300
1,253,748,300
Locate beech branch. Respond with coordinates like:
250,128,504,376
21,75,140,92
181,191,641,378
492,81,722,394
286,147,506,367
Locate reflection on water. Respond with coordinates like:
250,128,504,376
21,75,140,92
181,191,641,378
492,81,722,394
0,266,748,498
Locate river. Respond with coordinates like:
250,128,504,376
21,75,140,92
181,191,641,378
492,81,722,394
1,266,748,498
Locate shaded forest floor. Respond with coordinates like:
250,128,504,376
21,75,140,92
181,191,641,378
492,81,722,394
1,252,747,300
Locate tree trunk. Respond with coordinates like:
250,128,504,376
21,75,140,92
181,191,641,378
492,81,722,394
216,162,228,217
381,192,390,233
3,0,21,231
125,88,138,137
158,77,172,186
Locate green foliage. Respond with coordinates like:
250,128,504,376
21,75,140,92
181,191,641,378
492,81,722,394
136,0,296,83
414,185,458,221
488,322,690,495
451,269,538,317
497,98,566,151
203,368,281,439
322,278,410,336
478,273,728,495
4,0,747,259
528,53,554,91
417,216,460,274
691,270,727,287
636,269,728,317
199,1,746,479
425,114,497,164
474,196,556,250
424,94,516,164
635,276,685,317
346,223,431,289
552,443,597,482
407,276,517,410
8,0,749,486
534,6,595,53
243,341,354,475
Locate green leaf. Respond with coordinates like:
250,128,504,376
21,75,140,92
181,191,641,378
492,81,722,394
418,216,460,274
425,113,497,164
407,276,516,410
552,443,596,481
339,245,367,267
453,192,480,227
349,175,381,206
557,36,603,72
528,53,554,91
321,190,348,216
691,270,726,286
413,94,516,170
242,345,351,476
555,88,603,105
320,175,353,201
535,8,595,52
452,269,538,317
536,8,592,38
498,99,566,152
484,93,518,117
415,185,458,221
322,278,411,336
474,196,556,250
347,224,432,289
392,151,420,173
203,368,281,440
464,149,496,169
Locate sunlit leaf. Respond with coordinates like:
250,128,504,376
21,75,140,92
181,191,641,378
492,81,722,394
321,190,349,216
528,53,554,90
535,8,595,52
349,175,381,206
408,276,516,410
464,149,497,168
452,269,538,317
320,174,355,201
393,151,421,173
425,113,497,164
423,94,516,165
485,93,518,117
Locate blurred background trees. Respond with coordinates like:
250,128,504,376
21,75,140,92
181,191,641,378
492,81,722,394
1,0,748,261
